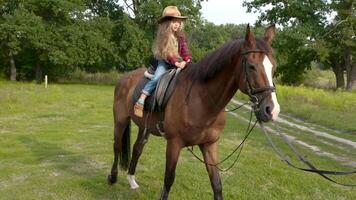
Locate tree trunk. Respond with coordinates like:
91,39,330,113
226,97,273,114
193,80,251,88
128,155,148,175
9,52,16,81
345,47,355,90
331,57,345,89
35,61,43,84
132,0,140,16
346,62,356,91
123,0,140,16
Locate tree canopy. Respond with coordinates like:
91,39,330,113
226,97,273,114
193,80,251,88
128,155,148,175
0,0,206,82
0,0,355,90
244,0,356,89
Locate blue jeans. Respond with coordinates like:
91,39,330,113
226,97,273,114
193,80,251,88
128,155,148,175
142,60,168,96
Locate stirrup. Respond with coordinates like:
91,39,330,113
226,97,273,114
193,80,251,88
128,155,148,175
134,101,144,117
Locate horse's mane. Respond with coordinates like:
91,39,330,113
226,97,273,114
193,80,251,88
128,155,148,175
186,38,271,82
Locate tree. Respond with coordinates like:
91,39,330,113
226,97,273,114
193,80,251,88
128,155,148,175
0,6,46,82
0,0,212,81
244,0,355,89
333,0,356,90
112,14,150,71
0,1,25,81
86,0,124,20
120,0,204,36
23,0,88,83
189,22,258,62
0,0,119,82
314,0,356,89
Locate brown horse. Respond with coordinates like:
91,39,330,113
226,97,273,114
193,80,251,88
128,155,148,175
107,25,280,200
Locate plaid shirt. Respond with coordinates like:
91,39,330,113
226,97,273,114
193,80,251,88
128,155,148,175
167,33,192,65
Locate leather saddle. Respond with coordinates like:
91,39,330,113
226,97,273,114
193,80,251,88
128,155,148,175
132,59,181,113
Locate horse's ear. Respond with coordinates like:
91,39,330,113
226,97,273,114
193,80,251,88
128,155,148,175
264,24,276,45
244,24,256,48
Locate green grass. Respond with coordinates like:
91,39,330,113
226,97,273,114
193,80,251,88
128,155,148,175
0,81,355,199
276,85,356,132
234,83,356,132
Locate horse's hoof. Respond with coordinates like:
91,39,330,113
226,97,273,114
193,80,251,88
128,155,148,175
130,185,139,190
127,175,139,189
107,174,117,185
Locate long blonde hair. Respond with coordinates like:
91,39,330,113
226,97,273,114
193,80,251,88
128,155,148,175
152,20,184,60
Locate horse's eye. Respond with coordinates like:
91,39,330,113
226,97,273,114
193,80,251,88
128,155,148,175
249,63,257,71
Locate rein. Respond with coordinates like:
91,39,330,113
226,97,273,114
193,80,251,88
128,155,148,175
185,48,355,186
242,49,356,187
187,104,257,172
186,48,275,171
260,122,356,187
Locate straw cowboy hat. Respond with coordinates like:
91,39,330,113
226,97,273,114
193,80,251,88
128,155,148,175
157,6,188,24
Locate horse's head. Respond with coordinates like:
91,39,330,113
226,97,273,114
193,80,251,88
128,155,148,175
239,24,280,122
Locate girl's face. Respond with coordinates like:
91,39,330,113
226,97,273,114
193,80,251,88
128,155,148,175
170,18,182,32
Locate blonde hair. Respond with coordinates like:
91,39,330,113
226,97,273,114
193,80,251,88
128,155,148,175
152,20,184,60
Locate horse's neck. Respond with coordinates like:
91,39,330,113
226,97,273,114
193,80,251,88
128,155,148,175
195,60,242,114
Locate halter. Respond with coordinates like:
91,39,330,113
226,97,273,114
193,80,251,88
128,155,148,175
242,49,276,103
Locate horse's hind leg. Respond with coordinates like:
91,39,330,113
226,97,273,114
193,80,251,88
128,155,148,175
127,127,150,189
199,142,223,200
107,118,130,185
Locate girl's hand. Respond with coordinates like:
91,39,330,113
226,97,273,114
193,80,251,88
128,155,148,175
180,61,187,69
174,62,182,68
175,61,186,69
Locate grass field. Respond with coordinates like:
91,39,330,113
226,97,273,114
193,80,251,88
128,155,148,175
0,81,355,199
276,85,356,132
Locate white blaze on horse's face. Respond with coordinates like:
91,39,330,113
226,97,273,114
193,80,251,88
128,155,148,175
263,56,280,121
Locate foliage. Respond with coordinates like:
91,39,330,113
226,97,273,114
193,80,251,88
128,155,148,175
272,26,317,85
1,0,353,89
276,84,356,131
303,64,336,90
58,68,123,85
112,15,150,71
244,0,356,88
0,0,122,81
188,22,266,62
0,0,210,81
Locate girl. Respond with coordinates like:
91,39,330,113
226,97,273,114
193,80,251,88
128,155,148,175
134,6,192,117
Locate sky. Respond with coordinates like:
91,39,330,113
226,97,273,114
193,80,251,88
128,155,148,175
200,0,259,25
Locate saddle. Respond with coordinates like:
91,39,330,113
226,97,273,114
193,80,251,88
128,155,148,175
132,60,181,113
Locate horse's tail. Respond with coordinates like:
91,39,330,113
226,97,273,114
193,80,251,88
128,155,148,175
119,119,131,171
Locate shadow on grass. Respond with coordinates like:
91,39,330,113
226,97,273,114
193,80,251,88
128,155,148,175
18,135,142,199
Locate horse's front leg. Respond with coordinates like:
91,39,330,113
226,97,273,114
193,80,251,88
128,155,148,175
127,127,150,189
159,139,182,200
199,142,223,200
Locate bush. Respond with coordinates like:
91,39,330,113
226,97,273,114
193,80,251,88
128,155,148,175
303,65,336,89
58,69,123,85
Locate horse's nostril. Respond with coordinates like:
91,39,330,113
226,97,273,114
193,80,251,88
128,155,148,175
265,106,271,116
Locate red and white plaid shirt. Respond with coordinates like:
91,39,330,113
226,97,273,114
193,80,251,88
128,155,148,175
167,33,192,65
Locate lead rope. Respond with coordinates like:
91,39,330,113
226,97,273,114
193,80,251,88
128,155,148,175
260,122,356,187
187,105,257,172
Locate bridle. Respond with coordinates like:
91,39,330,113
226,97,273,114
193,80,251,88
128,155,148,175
242,49,276,104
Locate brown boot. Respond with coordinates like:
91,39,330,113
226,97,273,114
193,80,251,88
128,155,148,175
134,94,146,117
